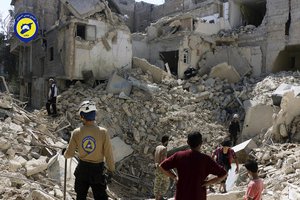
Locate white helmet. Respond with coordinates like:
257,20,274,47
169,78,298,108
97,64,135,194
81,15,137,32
233,114,239,119
78,100,97,115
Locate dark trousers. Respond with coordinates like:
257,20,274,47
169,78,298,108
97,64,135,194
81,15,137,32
46,97,57,115
230,133,237,146
74,160,108,200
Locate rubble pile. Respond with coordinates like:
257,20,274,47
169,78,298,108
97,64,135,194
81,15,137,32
0,93,71,200
1,68,300,199
246,71,300,105
236,143,300,200
57,68,233,197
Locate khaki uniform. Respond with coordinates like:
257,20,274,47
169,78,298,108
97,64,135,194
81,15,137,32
154,145,170,196
64,124,115,171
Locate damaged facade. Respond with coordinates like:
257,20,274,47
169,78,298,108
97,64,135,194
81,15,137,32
10,0,132,108
9,0,300,108
129,0,300,81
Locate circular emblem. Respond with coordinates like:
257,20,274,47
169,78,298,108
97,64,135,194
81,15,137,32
14,13,39,43
82,136,96,154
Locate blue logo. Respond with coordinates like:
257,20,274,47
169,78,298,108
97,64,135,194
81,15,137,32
82,136,96,154
14,13,39,43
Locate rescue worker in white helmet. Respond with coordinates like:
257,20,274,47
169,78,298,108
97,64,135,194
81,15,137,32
63,100,115,200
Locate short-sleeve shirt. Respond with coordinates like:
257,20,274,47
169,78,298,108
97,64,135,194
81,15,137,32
244,178,264,200
160,149,227,200
214,147,237,167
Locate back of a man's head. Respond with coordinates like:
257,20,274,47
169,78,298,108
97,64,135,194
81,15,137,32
161,135,169,144
244,160,258,173
187,132,202,149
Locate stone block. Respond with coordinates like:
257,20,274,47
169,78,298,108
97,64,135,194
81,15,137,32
106,72,132,96
8,160,22,172
242,101,274,141
271,83,300,106
232,139,257,163
30,190,56,200
209,62,241,83
203,47,251,77
133,57,169,83
111,137,133,162
25,156,48,176
47,154,77,187
0,138,11,151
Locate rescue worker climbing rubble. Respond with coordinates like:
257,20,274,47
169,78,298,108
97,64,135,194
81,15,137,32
63,100,115,200
46,78,58,117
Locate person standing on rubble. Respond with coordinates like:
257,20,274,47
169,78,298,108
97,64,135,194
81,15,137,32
154,135,170,200
159,132,227,200
212,140,239,193
229,114,240,146
244,160,264,200
63,100,115,200
46,78,58,117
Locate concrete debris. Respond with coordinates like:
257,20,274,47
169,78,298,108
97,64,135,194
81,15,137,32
106,72,132,96
232,139,257,163
199,47,252,78
209,62,241,83
111,137,134,162
133,57,170,83
272,83,300,106
1,68,300,199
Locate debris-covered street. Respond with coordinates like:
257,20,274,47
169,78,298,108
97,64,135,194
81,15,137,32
1,0,300,199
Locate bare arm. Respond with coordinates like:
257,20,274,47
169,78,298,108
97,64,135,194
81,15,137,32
202,174,227,187
159,164,178,183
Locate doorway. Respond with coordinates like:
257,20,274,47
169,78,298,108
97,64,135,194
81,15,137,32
160,51,179,76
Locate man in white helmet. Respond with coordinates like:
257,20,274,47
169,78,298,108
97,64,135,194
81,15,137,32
46,78,58,116
64,100,115,200
228,114,240,146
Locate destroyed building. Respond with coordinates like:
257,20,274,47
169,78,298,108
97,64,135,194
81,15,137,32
3,0,300,199
9,0,300,108
128,0,300,81
10,0,132,108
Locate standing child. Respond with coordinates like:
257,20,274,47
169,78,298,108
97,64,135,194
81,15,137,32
244,160,264,200
212,140,239,193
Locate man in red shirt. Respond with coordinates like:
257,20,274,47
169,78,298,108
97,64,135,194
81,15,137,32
159,132,227,200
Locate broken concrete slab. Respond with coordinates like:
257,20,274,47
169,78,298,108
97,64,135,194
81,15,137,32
8,160,22,172
106,72,132,96
200,47,251,77
25,156,48,176
133,57,169,83
242,100,275,141
111,137,133,163
48,154,77,187
60,0,105,19
30,190,56,200
0,99,12,109
0,138,11,151
128,76,160,94
272,83,300,106
232,139,258,163
209,62,241,83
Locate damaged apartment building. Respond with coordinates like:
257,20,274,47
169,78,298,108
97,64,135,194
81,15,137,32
10,0,300,108
121,0,300,81
10,0,132,108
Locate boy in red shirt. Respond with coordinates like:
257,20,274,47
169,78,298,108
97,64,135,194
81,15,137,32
244,160,264,200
